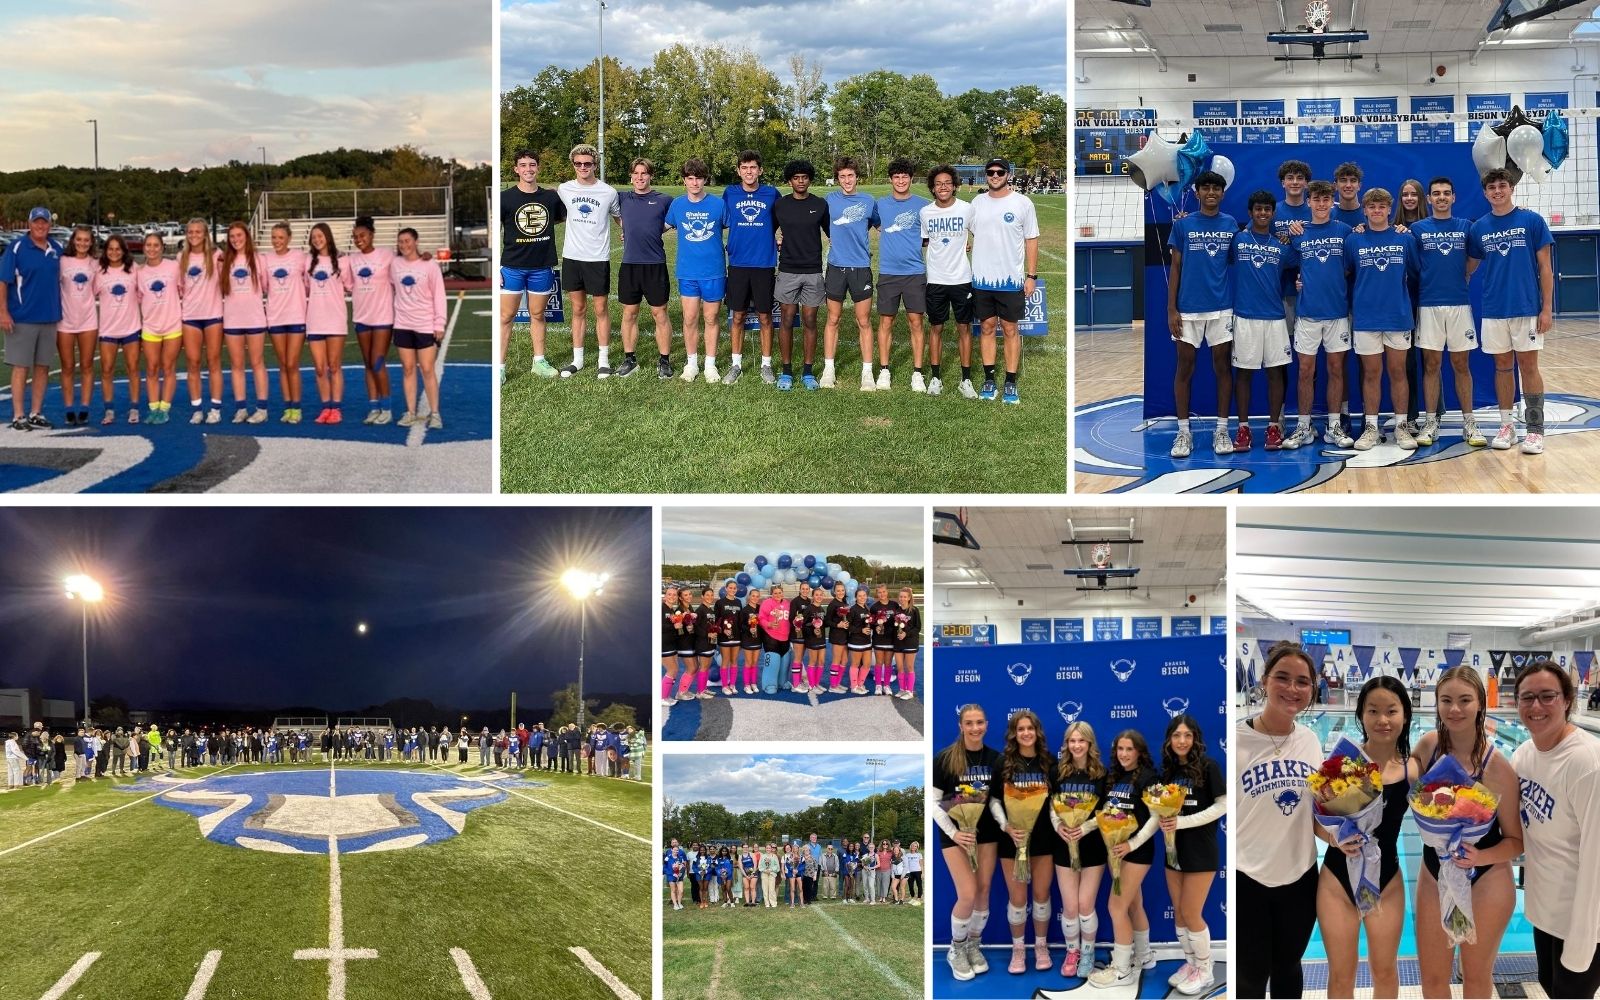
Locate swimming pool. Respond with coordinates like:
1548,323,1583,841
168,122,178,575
1300,710,1534,961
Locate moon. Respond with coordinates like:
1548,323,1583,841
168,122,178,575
356,622,368,635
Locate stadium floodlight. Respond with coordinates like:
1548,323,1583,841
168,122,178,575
562,568,610,730
64,574,105,727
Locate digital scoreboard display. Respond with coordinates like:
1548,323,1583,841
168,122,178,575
1301,628,1352,646
1075,108,1156,177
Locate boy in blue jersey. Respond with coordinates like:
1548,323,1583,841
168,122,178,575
665,159,729,384
723,150,780,385
1231,191,1297,451
1333,163,1366,228
821,156,880,390
1164,172,1237,458
1467,168,1555,454
1275,160,1313,332
1410,176,1485,447
1345,188,1420,451
616,158,673,380
873,158,930,391
1285,180,1354,449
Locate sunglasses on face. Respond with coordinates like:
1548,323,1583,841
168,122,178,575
573,161,595,168
986,169,1007,176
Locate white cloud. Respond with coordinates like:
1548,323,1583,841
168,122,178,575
665,753,923,812
662,507,925,566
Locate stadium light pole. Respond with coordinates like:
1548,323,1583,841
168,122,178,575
594,0,608,181
866,757,886,843
561,569,610,731
86,119,100,227
64,574,105,727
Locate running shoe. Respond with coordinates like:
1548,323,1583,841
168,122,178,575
532,358,558,378
1264,423,1283,450
958,379,979,399
373,410,393,425
1492,422,1516,450
397,411,420,427
206,408,221,424
875,369,891,390
1463,418,1487,447
247,408,268,424
760,363,776,384
1416,415,1438,447
1394,420,1417,450
326,409,343,424
1001,384,1019,405
910,371,926,393
721,363,741,385
860,370,876,391
1170,429,1193,459
427,412,442,429
104,410,117,426
190,409,205,425
657,358,673,379
1233,424,1252,452
1284,425,1316,449
680,361,699,383
1213,427,1233,455
1353,424,1380,450
26,413,52,429
1323,423,1353,447
819,368,836,388
979,380,997,401
704,361,719,384
597,364,612,379
927,376,943,396
1521,431,1544,455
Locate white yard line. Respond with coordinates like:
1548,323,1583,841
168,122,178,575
183,950,223,1000
812,905,920,1000
293,756,377,1000
568,947,642,1000
707,939,726,1000
450,947,493,1000
426,761,648,845
0,764,240,859
37,952,100,1000
407,291,464,448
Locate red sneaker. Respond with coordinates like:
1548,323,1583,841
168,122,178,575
314,409,331,424
326,409,342,424
1265,423,1284,450
1234,424,1253,452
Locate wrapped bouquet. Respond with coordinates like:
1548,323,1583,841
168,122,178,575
1411,754,1498,944
1143,783,1188,871
1096,807,1140,895
1309,737,1386,915
1051,789,1100,871
1004,780,1051,882
939,781,989,871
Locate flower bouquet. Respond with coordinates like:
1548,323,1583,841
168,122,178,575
1309,737,1386,916
939,781,990,871
1411,754,1499,944
1050,789,1100,871
1143,783,1189,871
1004,780,1051,882
1096,807,1140,895
671,611,685,633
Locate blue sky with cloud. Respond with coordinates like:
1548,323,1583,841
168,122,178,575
662,507,924,566
664,754,924,812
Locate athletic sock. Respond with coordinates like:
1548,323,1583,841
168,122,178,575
904,668,915,692
830,662,845,687
1297,413,1311,430
1500,408,1513,425
783,363,793,376
687,353,699,367
1178,418,1191,434
598,346,610,368
823,358,834,370
931,363,941,378
1004,371,1017,386
1111,943,1133,974
792,663,803,687
696,672,708,694
731,353,742,366
861,361,872,375
1366,415,1379,429
952,914,970,943
1060,914,1079,952
761,355,772,368
962,365,972,382
661,675,674,701
1190,926,1211,970
1176,925,1192,965
803,362,814,377
677,671,694,695
572,349,584,368
983,364,996,382
970,909,990,938
1133,928,1151,962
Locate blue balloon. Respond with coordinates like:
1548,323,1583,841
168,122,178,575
820,576,835,590
735,583,748,598
1544,111,1570,170
753,554,768,570
1175,130,1212,193
736,572,751,586
777,552,793,570
803,554,817,569
808,573,823,587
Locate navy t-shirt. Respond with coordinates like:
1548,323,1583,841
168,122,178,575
1288,220,1353,321
1167,212,1239,314
1410,216,1472,307
722,184,780,269
1468,207,1554,318
1231,228,1297,320
618,190,671,265
1345,228,1419,331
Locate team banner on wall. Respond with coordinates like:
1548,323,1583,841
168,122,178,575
1022,618,1052,644
1210,616,1228,635
933,637,1227,946
1132,616,1163,639
1354,97,1399,144
1172,615,1202,637
1093,617,1124,641
1054,618,1084,642
1237,639,1573,690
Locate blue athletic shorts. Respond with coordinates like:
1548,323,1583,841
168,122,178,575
678,276,726,303
501,266,556,295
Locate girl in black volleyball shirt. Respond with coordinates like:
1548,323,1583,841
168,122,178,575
891,587,920,701
826,582,850,691
801,598,829,691
1086,730,1160,989
788,583,814,693
693,588,719,699
674,590,699,701
871,583,897,695
715,581,743,696
1159,714,1228,996
846,588,874,694
661,586,683,707
930,706,1004,982
1049,720,1108,978
986,709,1058,975
738,588,764,693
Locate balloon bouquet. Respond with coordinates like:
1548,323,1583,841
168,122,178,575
1471,104,1570,185
718,552,860,695
1125,128,1235,214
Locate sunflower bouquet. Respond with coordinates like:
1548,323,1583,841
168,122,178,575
1309,737,1387,915
1095,807,1140,895
1050,790,1100,871
939,781,989,871
1143,783,1188,870
1411,753,1500,945
1004,779,1051,882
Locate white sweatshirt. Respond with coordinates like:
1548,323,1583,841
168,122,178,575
1235,716,1323,886
1511,725,1600,972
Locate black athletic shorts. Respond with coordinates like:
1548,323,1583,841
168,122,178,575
972,288,1025,323
824,264,873,303
927,282,975,326
727,266,776,313
393,329,437,350
617,262,668,307
562,257,611,297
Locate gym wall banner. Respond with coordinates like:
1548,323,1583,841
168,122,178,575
932,636,1227,946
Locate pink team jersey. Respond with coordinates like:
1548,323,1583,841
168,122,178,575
342,247,395,327
94,266,141,339
220,252,268,330
179,249,223,322
389,256,447,333
59,256,99,333
304,252,349,334
136,258,182,333
263,249,308,327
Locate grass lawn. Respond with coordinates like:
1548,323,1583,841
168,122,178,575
500,186,1066,493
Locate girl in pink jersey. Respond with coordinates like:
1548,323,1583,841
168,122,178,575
94,236,142,424
343,216,395,424
390,227,447,429
179,220,224,424
137,233,183,424
221,223,270,423
305,223,348,424
57,227,99,427
265,222,309,423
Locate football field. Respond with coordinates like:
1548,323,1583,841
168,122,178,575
0,753,648,999
501,187,1067,493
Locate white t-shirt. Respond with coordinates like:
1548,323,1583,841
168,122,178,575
920,200,974,285
1235,716,1322,886
557,179,620,263
969,190,1040,292
1512,725,1600,971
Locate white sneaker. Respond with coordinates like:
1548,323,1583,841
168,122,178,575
190,409,204,425
704,361,719,384
1087,964,1135,989
910,371,926,393
829,684,846,694
895,689,914,700
1134,948,1156,971
1492,422,1516,450
1169,429,1193,459
1394,420,1417,450
794,681,810,694
860,370,876,391
661,697,675,708
1212,427,1234,455
958,378,979,399
1416,415,1439,447
676,690,695,702
819,367,836,388
1168,961,1196,987
680,361,698,383
1177,962,1215,996
875,369,891,390
927,376,943,396
696,689,714,700
1323,423,1353,447
1354,424,1380,450
1284,425,1317,449
1521,431,1545,455
966,939,989,974
1464,418,1488,447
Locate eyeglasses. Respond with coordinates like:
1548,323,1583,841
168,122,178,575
1267,672,1315,690
572,161,595,168
986,168,1008,176
1517,690,1564,707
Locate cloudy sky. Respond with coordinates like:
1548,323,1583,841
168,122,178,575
662,507,924,567
3,0,491,171
502,0,1067,97
664,754,924,812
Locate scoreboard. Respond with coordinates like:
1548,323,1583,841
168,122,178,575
1075,108,1156,177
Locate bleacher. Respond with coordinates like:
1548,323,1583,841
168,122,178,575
251,186,452,255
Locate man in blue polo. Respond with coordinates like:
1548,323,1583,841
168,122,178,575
723,150,780,385
0,207,63,430
821,156,880,390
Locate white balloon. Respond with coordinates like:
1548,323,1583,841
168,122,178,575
1125,131,1180,191
1209,154,1236,192
1506,124,1546,183
1472,125,1507,178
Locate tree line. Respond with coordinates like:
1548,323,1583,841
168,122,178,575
502,47,1066,184
663,784,925,845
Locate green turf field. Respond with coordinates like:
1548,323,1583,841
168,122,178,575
0,755,647,1000
661,892,923,1000
500,186,1067,493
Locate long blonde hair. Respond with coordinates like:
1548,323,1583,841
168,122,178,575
179,218,215,279
1057,720,1106,782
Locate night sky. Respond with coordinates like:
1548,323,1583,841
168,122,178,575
0,507,649,713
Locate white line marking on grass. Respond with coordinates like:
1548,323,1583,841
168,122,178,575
183,950,223,1000
708,939,726,1000
38,951,100,1000
293,757,377,1000
450,947,493,1000
407,291,464,448
0,764,240,859
426,761,648,845
568,947,642,1000
812,905,920,1000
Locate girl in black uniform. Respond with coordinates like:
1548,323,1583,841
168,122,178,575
1049,720,1108,978
987,708,1057,974
1159,714,1228,996
846,588,874,694
715,581,743,696
826,582,850,691
1087,729,1159,989
738,588,764,693
673,590,699,701
871,583,897,695
661,586,683,707
788,583,813,693
1317,678,1415,1000
801,596,828,692
1409,666,1523,1000
693,587,719,699
931,704,1004,982
891,586,920,701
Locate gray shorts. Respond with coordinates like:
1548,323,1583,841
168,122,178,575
4,322,55,368
775,271,825,308
877,273,926,315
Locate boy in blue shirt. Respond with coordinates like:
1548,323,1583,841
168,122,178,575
665,159,729,384
1467,167,1555,454
821,156,880,390
1285,180,1354,448
873,158,930,391
1345,188,1420,451
1164,171,1237,459
1230,190,1297,452
1410,176,1485,447
1333,162,1366,227
722,150,780,385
